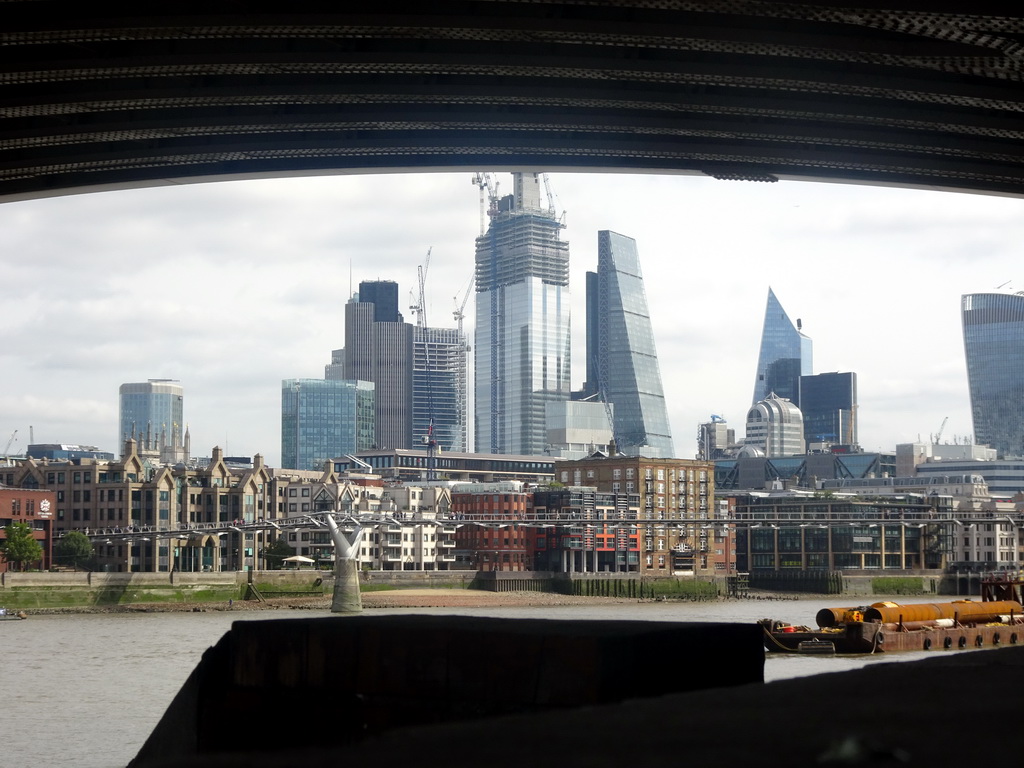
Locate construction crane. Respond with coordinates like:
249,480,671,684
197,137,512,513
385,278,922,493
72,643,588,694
423,418,438,481
934,416,949,445
409,246,432,327
470,172,499,236
2,429,16,454
541,172,567,227
453,273,475,339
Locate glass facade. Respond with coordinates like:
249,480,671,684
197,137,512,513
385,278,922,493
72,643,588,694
280,379,374,471
118,379,184,448
589,230,674,457
799,371,857,448
962,292,1024,458
475,172,570,455
752,288,812,405
413,326,468,452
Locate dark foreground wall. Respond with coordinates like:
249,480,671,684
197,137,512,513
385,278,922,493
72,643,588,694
130,616,763,766
132,636,1024,768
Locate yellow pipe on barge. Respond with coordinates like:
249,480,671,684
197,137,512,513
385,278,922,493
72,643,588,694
815,600,1022,628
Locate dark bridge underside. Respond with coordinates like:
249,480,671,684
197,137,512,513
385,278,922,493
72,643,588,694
4,1,1024,202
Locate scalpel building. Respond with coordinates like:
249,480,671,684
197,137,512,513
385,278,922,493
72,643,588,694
752,288,812,406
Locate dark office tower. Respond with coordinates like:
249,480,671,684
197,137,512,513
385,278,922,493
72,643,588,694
357,280,403,323
475,171,570,455
344,289,413,449
752,287,813,405
799,372,858,450
962,292,1024,458
587,231,674,457
413,326,468,452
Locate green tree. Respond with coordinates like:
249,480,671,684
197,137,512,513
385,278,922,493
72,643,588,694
54,530,94,570
2,522,44,571
263,538,295,570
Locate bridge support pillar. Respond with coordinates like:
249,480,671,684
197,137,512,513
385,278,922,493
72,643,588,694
325,515,363,614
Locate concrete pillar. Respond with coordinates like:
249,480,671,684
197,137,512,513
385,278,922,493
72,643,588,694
325,515,364,614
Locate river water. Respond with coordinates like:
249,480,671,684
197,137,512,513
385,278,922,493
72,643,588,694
3,596,945,768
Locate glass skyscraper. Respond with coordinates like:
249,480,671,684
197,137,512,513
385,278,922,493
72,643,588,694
799,371,857,449
752,287,812,405
413,326,468,452
281,378,374,471
474,172,570,455
586,230,674,457
118,379,184,452
962,292,1024,458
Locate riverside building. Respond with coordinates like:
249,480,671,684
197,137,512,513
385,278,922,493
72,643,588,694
557,453,715,575
732,490,951,573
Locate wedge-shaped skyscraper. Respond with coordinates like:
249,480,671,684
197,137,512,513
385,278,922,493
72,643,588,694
475,172,570,455
585,230,674,457
752,287,812,405
962,292,1024,458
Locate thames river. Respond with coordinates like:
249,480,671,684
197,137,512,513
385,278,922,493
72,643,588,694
3,597,942,768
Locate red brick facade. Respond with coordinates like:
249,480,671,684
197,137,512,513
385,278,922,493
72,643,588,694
0,486,56,572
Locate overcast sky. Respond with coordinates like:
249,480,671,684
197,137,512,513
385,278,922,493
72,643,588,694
2,170,1021,466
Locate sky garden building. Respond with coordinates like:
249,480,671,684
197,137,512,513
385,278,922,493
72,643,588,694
961,292,1024,458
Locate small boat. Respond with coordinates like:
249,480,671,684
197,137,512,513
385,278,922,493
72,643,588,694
761,599,1024,654
0,609,27,621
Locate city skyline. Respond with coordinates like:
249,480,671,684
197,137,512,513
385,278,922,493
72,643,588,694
1,171,1019,465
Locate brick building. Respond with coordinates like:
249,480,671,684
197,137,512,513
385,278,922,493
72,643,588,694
0,485,56,572
556,452,716,575
450,482,532,571
531,487,641,572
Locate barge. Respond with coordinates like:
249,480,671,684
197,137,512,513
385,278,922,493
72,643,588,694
761,598,1024,654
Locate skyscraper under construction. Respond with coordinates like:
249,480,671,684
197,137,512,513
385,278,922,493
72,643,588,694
474,172,570,455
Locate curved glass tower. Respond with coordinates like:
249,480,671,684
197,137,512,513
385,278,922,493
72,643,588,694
752,288,812,405
588,230,674,457
962,292,1024,458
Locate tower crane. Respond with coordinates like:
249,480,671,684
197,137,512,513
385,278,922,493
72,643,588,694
470,172,499,236
934,416,949,445
409,246,432,327
541,172,567,227
453,273,475,341
3,429,16,454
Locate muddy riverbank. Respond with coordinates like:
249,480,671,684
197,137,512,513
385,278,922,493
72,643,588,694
21,587,804,614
